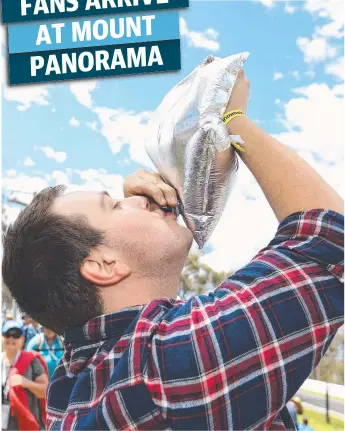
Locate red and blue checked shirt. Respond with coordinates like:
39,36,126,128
47,209,344,430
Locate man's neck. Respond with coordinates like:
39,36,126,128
101,272,181,315
46,335,55,345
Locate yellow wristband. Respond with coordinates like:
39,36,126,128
222,110,245,125
230,140,245,153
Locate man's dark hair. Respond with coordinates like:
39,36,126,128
2,186,104,335
303,418,308,425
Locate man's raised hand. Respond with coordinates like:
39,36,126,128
123,169,178,207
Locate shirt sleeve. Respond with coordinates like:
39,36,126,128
31,358,46,380
147,209,344,429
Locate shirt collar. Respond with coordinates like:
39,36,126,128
64,305,144,343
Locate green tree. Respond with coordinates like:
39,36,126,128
179,252,231,299
310,328,344,385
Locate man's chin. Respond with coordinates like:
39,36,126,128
181,226,194,249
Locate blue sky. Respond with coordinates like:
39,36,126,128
2,0,344,270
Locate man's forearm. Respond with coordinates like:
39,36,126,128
229,117,344,221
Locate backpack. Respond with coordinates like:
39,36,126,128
35,333,64,361
7,351,48,430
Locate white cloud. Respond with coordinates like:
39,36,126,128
68,82,154,168
2,205,22,226
204,163,277,271
68,169,124,199
179,17,220,52
2,169,124,214
297,36,337,63
325,56,344,80
298,1,343,77
6,170,17,177
93,107,155,168
3,85,50,111
205,28,219,39
258,0,275,7
276,82,343,165
332,84,344,96
289,70,301,79
36,146,67,163
86,121,98,131
69,80,97,108
24,157,35,167
2,174,49,201
51,170,70,185
273,72,284,81
305,70,316,79
284,3,296,14
304,0,344,39
69,116,80,127
116,158,131,166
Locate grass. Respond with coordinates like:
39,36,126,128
302,408,344,431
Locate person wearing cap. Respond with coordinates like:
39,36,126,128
22,315,42,349
4,313,13,322
1,321,49,431
1,313,13,332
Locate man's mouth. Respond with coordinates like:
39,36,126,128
160,205,181,217
151,208,177,221
164,212,177,220
160,206,179,220
149,201,180,221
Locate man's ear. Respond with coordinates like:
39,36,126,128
80,246,131,286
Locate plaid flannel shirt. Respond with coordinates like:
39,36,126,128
47,209,344,430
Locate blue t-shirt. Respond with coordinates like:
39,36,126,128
24,324,42,348
298,425,314,431
27,334,64,378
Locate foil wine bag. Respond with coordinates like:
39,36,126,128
145,52,250,248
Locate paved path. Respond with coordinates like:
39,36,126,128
297,390,344,419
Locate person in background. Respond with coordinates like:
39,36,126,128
32,320,42,333
25,319,42,349
27,328,64,379
287,397,303,428
22,315,37,348
1,313,13,332
5,313,13,322
1,321,49,430
298,418,314,431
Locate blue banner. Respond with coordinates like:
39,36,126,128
2,0,189,24
8,11,179,53
9,39,181,84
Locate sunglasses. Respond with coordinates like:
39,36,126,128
3,330,22,339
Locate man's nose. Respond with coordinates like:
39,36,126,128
121,196,150,211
